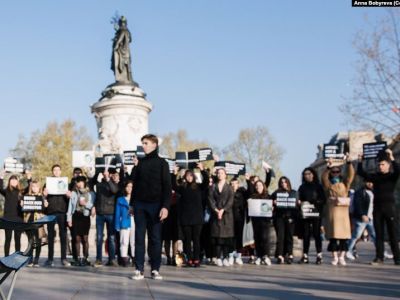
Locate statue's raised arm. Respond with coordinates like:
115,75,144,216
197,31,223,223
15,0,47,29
111,16,133,84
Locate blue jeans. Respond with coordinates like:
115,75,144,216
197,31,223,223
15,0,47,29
96,214,116,261
134,201,162,272
347,218,376,252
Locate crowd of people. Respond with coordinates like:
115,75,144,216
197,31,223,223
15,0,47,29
0,134,399,281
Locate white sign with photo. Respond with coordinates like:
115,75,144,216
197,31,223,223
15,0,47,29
72,151,95,168
247,199,273,218
46,177,69,195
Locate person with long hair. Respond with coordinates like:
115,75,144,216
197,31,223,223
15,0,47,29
271,176,298,264
0,173,23,256
321,156,355,266
249,180,273,266
173,163,209,267
67,176,94,266
115,180,135,267
208,168,234,267
298,167,326,264
22,180,48,267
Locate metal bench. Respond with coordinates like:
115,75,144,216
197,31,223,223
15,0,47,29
0,215,56,300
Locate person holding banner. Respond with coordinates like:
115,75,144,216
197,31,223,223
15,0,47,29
208,168,234,267
43,164,71,267
172,163,209,267
271,177,298,264
22,179,48,267
357,149,400,265
67,176,95,266
249,180,273,266
0,173,23,256
321,156,355,266
130,134,172,280
298,167,326,265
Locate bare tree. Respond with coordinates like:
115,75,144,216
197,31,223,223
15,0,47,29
341,10,400,135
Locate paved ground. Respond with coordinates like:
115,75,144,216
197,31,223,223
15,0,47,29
1,242,399,300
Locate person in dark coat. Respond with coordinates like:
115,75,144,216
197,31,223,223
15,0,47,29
0,174,23,256
297,167,326,265
208,168,234,267
172,163,209,267
271,176,298,264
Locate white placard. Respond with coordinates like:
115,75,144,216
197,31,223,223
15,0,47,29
46,177,69,195
72,151,95,168
247,199,273,218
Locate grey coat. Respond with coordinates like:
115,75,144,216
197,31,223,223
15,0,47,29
208,183,234,238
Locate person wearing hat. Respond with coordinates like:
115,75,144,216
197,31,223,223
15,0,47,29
67,176,95,266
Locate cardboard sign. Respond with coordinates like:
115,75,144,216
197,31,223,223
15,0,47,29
46,177,68,195
3,157,24,173
22,195,43,212
323,143,345,160
72,151,95,168
300,201,320,219
215,161,246,176
247,199,273,218
276,192,297,209
363,142,387,160
175,148,213,169
123,151,136,166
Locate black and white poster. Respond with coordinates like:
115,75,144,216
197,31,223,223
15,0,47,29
175,148,213,169
123,151,136,166
22,195,44,212
300,201,320,219
215,161,246,176
323,143,346,159
3,157,24,173
135,146,145,159
95,157,116,173
103,154,123,169
72,151,95,168
363,142,387,160
276,192,297,209
46,177,69,195
247,199,273,218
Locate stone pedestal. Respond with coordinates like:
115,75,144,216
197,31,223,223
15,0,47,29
91,83,153,155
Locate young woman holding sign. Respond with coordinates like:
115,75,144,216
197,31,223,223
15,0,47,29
321,155,355,266
271,177,298,264
249,180,273,266
298,167,326,265
0,173,23,256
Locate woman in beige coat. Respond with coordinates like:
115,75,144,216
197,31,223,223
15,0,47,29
322,156,355,266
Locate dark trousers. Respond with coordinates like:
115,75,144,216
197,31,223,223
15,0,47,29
4,229,22,256
47,213,67,260
200,222,214,259
182,224,202,261
327,239,348,252
134,201,162,272
96,214,116,261
26,229,41,263
234,219,244,251
303,218,322,254
274,217,295,257
373,204,400,261
252,218,271,258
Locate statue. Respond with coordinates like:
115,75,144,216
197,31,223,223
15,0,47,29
111,16,134,84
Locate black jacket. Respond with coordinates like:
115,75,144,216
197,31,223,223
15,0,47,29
95,179,119,215
172,170,209,226
298,182,326,213
130,149,172,209
353,188,372,220
271,189,298,219
0,179,23,221
233,187,247,222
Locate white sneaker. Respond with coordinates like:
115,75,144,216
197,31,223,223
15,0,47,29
255,258,261,265
228,256,234,266
216,258,223,267
346,251,355,260
235,257,244,265
223,258,231,267
131,270,144,280
331,257,339,266
339,257,347,266
151,270,163,280
262,256,272,266
384,251,394,259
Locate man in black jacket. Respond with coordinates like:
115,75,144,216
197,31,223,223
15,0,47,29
131,134,171,280
357,149,400,265
44,164,71,267
346,180,376,260
92,169,119,267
